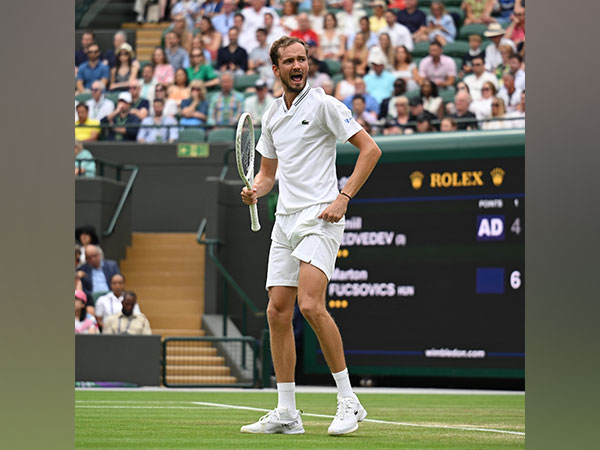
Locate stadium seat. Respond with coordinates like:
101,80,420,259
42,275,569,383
331,73,343,89
234,74,259,92
76,93,92,103
324,59,341,76
254,128,261,143
105,91,120,105
412,41,430,57
453,57,463,71
447,6,465,28
458,23,489,40
207,128,235,143
444,41,470,57
405,88,421,99
439,88,456,104
179,128,206,142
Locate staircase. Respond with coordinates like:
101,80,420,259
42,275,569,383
122,22,170,62
120,232,236,385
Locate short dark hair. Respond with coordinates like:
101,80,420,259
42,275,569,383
352,94,365,103
429,41,442,49
153,98,165,104
509,53,523,63
111,273,126,283
472,55,485,65
76,103,89,111
124,291,137,301
234,12,244,21
270,36,309,66
256,27,267,35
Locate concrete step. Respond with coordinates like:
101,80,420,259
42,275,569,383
125,247,205,259
138,299,203,315
166,365,231,376
131,233,198,245
149,313,203,330
132,286,203,300
165,375,237,385
124,272,204,287
165,355,225,365
121,260,204,272
153,328,206,338
167,346,217,356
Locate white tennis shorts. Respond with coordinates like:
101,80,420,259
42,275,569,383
265,203,345,290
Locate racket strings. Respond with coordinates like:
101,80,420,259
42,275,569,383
240,121,254,179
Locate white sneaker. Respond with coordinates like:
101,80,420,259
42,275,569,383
240,407,305,434
328,395,367,436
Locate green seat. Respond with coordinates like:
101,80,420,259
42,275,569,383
105,91,120,105
91,291,109,305
324,59,341,76
412,41,431,57
444,41,470,57
207,128,235,143
458,23,489,40
453,57,463,71
447,6,465,29
254,128,262,143
445,0,463,7
75,93,92,103
405,88,421,99
234,74,260,92
331,73,344,89
439,88,456,104
179,128,206,142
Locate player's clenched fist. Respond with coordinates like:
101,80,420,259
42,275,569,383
241,186,258,205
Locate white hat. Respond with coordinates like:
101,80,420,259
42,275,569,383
368,49,386,66
484,23,506,38
118,92,132,103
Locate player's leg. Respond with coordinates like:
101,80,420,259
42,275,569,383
297,261,367,436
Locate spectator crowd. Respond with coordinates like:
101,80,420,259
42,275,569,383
75,0,525,143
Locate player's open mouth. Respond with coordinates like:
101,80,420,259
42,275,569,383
290,73,303,82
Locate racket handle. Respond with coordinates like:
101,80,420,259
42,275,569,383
249,203,261,232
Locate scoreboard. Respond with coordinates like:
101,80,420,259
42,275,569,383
303,132,525,379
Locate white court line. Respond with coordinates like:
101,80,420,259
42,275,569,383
76,405,218,410
191,401,525,437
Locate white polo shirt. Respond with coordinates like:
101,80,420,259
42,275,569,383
95,291,141,321
256,84,362,215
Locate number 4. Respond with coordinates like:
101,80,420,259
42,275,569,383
511,218,522,235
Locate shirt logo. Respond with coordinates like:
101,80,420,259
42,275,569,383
344,117,353,124
301,120,309,125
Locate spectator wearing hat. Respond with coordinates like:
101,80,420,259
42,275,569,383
86,81,115,121
483,23,516,72
165,31,190,70
380,9,414,51
409,97,438,130
103,291,152,335
291,13,320,47
463,55,498,101
76,43,109,94
397,0,427,37
217,27,248,74
243,79,274,125
364,51,396,105
75,290,99,334
75,103,101,143
101,92,141,141
416,41,456,88
179,80,209,126
137,98,179,143
109,43,140,93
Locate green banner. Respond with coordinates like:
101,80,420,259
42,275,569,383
177,143,209,158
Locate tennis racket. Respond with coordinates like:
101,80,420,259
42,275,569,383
235,112,261,232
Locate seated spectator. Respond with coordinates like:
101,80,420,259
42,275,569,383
420,78,444,117
440,116,458,132
495,0,516,27
415,113,435,133
343,31,369,76
508,53,525,91
291,13,320,47
170,3,200,36
207,71,244,126
75,31,97,67
369,1,387,33
242,0,281,51
308,57,332,89
494,43,514,81
346,16,379,50
212,0,237,38
217,27,248,74
462,0,496,25
197,16,223,62
187,52,218,94
364,52,395,105
100,92,141,141
198,0,223,18
190,34,213,64
351,94,377,126
75,225,100,253
75,245,83,290
397,0,427,37
102,291,152,335
449,91,478,130
180,80,210,126
165,31,190,70
151,47,175,85
373,33,394,71
506,90,525,128
248,28,273,83
103,31,128,69
168,68,191,107
334,60,357,101
483,23,516,72
75,103,100,142
392,46,419,92
264,11,286,47
227,12,258,53
336,0,363,36
379,79,407,121
86,81,115,121
461,34,485,77
76,244,121,312
343,77,380,117
482,96,511,130
137,98,179,143
318,13,345,61
94,274,141,330
497,72,522,112
380,9,414,51
469,80,496,120
76,44,109,94
280,0,299,33
243,79,274,125
504,8,525,50
409,97,438,130
414,1,456,45
128,79,150,121
384,96,412,135
140,64,157,103
321,78,334,96
417,41,456,88
307,0,327,35
109,43,140,92
75,140,96,177
75,290,99,334
152,83,179,118
463,56,498,101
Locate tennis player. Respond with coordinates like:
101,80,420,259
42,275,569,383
240,36,381,436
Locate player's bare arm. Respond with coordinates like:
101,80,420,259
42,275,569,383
241,156,278,205
318,129,382,223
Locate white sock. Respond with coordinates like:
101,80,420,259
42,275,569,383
277,382,296,412
332,368,354,398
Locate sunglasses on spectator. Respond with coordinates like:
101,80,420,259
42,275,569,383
88,49,100,54
191,54,202,57
492,103,500,107
91,88,100,92
482,87,491,91
191,87,201,91
472,62,483,66
129,86,139,90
